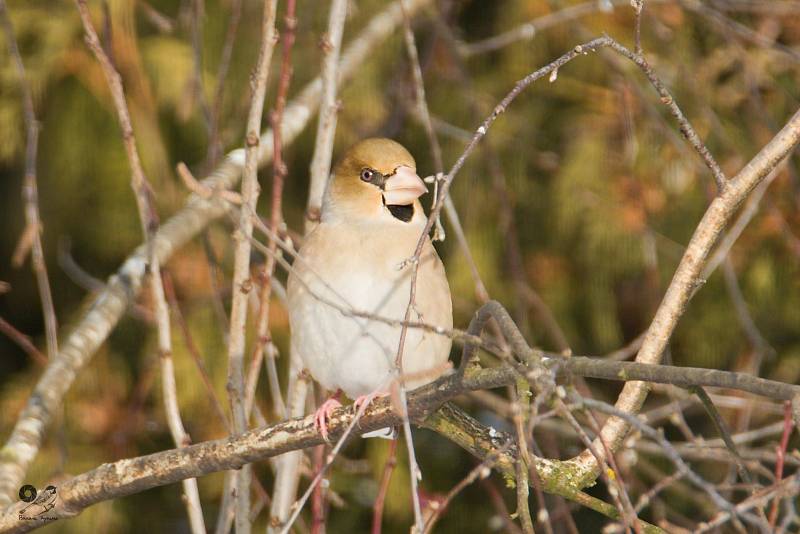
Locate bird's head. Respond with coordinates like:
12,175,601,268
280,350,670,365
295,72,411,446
323,138,428,224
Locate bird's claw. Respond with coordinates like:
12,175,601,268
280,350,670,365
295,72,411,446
314,397,343,442
352,391,389,419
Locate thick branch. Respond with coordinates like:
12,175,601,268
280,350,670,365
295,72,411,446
0,360,683,534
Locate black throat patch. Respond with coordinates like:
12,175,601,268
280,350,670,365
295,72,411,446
387,204,414,223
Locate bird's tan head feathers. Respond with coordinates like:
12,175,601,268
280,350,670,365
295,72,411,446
323,138,428,223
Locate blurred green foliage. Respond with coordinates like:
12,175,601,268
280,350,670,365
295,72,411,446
1,0,799,532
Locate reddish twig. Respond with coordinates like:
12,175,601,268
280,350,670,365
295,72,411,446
311,444,326,534
371,438,399,534
252,0,298,427
0,317,47,367
768,401,793,527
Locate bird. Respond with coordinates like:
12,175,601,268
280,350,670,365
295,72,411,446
287,138,453,440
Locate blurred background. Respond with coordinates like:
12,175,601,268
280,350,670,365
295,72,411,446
1,0,799,532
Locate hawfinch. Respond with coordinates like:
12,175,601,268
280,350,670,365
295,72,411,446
287,138,453,439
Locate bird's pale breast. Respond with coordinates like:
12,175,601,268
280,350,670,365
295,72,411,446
287,220,452,399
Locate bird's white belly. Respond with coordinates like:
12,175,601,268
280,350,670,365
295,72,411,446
288,220,452,401
295,266,419,398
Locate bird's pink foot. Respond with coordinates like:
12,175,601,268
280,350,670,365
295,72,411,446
314,396,342,442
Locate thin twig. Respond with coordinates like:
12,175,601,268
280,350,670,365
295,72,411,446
576,396,756,529
512,380,535,534
395,33,613,534
0,317,47,367
189,0,213,142
226,0,279,531
768,401,793,527
177,161,243,204
400,3,445,241
606,38,728,192
251,0,298,424
556,398,637,530
633,0,644,55
306,0,348,231
371,438,398,534
0,0,59,361
689,386,753,484
74,2,206,531
311,444,326,534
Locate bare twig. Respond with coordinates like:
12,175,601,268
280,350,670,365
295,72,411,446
0,317,47,367
74,2,205,531
400,3,445,241
684,1,800,63
0,0,59,361
690,386,753,484
556,398,638,530
306,0,348,231
371,438,398,534
633,0,644,55
311,444,326,534
512,381,535,534
704,167,780,277
189,0,212,142
177,161,243,204
250,0,298,423
549,356,800,401
574,396,747,526
394,33,613,534
768,401,794,527
696,474,800,533
606,39,728,191
226,1,279,531
271,3,349,521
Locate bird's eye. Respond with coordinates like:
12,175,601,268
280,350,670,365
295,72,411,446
360,168,375,182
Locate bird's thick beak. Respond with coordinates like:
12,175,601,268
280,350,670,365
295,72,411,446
382,166,427,205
